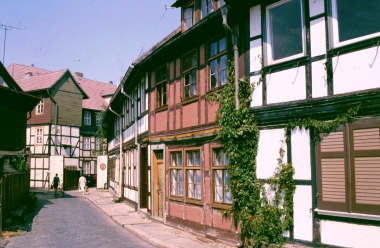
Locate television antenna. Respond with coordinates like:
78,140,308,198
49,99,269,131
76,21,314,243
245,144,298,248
161,4,176,20
0,24,23,65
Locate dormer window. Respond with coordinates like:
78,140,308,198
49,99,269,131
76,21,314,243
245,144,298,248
36,98,44,115
201,0,214,19
184,5,194,30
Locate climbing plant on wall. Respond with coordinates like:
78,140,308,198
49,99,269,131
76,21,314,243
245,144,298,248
208,61,295,247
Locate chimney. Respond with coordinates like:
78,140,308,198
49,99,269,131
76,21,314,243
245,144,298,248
25,71,33,78
109,81,113,85
74,72,83,78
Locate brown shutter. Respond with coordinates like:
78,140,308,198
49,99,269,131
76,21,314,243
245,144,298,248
350,122,380,215
316,127,349,212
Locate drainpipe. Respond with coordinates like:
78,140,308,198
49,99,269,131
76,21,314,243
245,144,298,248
221,4,239,110
109,106,123,200
120,85,140,212
47,90,58,154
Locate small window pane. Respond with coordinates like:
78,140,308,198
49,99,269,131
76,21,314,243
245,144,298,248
210,42,218,57
210,60,218,89
220,55,227,86
219,38,226,53
269,0,303,61
336,0,380,42
195,151,200,166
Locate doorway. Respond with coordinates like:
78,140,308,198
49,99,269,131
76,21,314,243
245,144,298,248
152,150,164,218
140,147,148,209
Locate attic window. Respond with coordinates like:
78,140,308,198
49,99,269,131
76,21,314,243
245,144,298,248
184,5,194,30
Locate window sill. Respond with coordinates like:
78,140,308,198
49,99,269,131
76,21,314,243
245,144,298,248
181,95,198,105
155,105,168,113
212,203,232,210
206,85,225,96
315,208,380,221
184,198,203,206
169,196,184,202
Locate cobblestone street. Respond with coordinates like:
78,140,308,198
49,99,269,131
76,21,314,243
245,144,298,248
2,190,153,248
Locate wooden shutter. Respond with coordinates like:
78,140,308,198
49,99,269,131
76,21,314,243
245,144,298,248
316,127,349,212
350,122,380,215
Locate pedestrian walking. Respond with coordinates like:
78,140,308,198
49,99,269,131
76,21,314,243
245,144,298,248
52,174,60,197
78,174,87,195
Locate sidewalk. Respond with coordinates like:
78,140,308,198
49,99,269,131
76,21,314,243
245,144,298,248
75,188,310,248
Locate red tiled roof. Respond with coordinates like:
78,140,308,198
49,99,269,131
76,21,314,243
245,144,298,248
75,76,117,110
15,69,67,92
7,63,52,80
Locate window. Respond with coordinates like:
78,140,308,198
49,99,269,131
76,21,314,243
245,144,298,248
36,99,44,114
219,0,225,7
209,37,227,89
183,51,197,98
156,66,167,108
212,148,232,204
36,128,43,144
83,137,90,150
316,121,380,216
96,114,101,126
170,151,183,197
184,5,194,30
139,76,147,114
83,161,90,174
266,0,305,64
186,150,201,199
84,111,91,125
330,0,380,48
95,138,100,151
201,0,214,19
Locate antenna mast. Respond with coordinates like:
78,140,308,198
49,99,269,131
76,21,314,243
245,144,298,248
0,24,23,65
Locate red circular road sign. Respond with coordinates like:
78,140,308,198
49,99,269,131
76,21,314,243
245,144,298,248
100,163,106,170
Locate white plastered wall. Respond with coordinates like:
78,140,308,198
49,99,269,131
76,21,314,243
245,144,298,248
49,155,64,187
266,66,306,104
321,220,380,248
333,46,380,95
291,128,313,241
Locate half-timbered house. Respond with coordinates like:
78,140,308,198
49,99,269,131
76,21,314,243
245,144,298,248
7,64,116,189
107,0,380,246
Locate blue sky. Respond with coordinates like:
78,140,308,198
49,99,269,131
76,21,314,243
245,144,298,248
0,1,180,85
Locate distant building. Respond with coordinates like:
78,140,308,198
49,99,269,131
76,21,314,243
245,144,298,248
7,63,117,188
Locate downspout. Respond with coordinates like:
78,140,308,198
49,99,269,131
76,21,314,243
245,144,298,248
47,90,58,154
109,106,123,200
221,4,239,110
120,85,140,212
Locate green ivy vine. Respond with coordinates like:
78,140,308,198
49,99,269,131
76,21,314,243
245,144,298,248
209,60,360,247
208,61,294,247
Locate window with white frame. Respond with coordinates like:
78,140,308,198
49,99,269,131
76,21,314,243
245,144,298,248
209,37,227,89
139,76,146,114
184,5,194,30
186,150,201,200
330,0,380,48
212,148,232,204
36,99,44,114
83,137,90,150
36,127,43,144
183,51,197,98
201,0,214,19
96,114,101,126
266,0,305,64
83,161,91,174
84,111,91,125
156,66,167,108
170,151,183,197
95,137,100,151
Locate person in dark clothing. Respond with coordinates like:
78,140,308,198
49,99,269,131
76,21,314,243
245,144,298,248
53,173,60,197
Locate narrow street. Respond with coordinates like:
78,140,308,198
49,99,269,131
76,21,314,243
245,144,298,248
3,190,153,248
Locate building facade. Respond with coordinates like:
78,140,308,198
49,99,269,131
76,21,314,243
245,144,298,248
105,0,380,246
7,64,116,188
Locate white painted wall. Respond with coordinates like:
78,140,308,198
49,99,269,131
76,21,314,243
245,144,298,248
309,0,324,17
294,185,313,241
310,18,326,57
250,75,262,107
250,39,262,73
266,66,306,104
256,129,286,179
291,127,311,180
97,155,108,189
321,220,380,247
249,5,261,37
333,46,380,95
312,59,328,98
49,155,64,188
